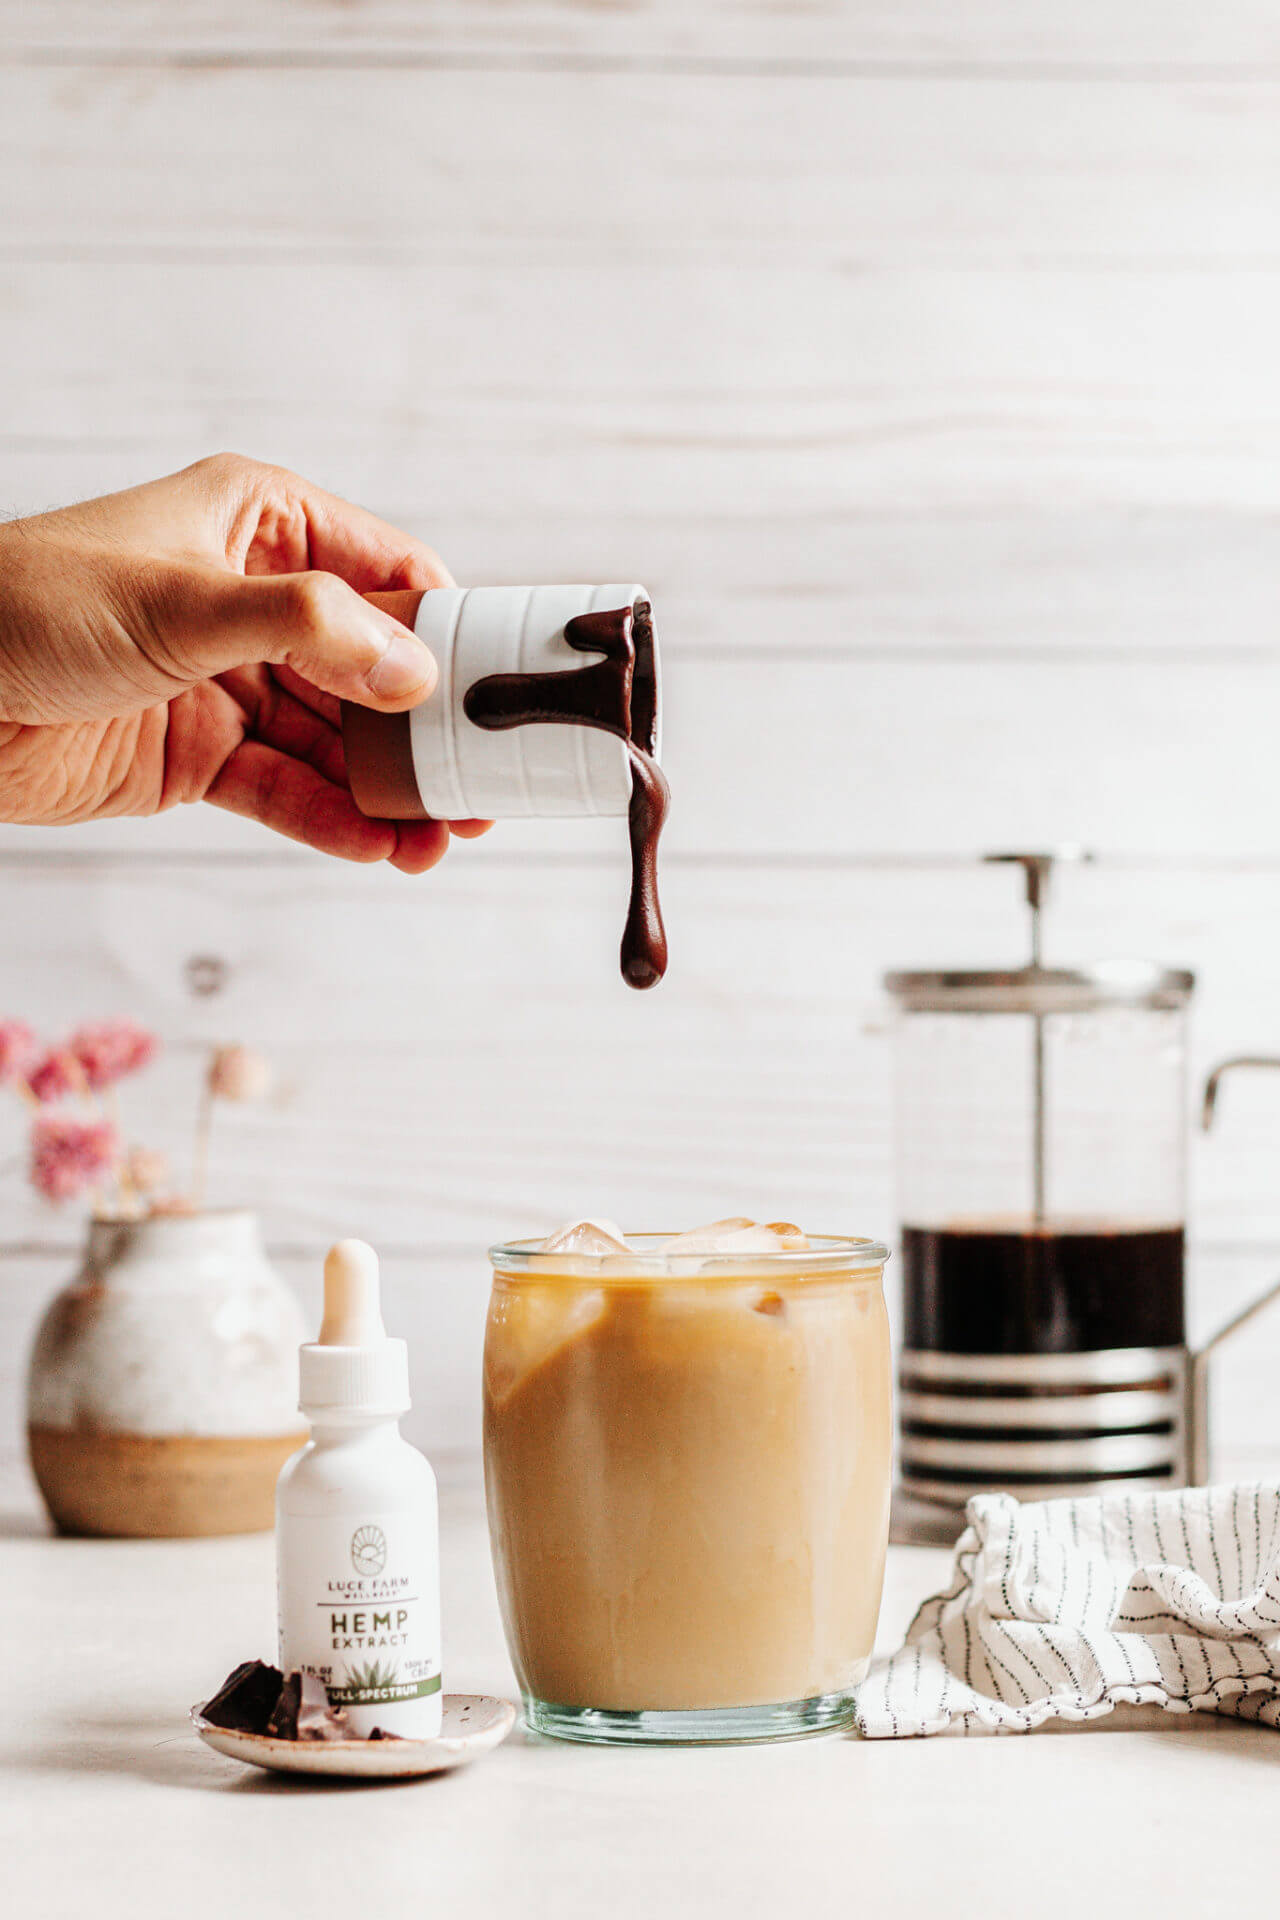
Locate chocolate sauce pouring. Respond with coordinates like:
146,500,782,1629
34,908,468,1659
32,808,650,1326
464,600,670,989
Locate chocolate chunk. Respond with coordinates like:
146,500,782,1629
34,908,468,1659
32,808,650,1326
265,1672,301,1738
267,1669,352,1742
367,1727,405,1742
202,1659,284,1734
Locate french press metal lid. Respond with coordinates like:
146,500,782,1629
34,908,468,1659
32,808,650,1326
886,851,1193,1226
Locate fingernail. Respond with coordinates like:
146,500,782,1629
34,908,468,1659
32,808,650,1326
366,627,437,701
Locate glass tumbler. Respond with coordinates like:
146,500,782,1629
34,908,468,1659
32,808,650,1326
483,1233,892,1744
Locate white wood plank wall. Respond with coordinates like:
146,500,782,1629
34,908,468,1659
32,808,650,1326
3,1,1280,1481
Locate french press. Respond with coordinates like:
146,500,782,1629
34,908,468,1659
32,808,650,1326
886,853,1195,1542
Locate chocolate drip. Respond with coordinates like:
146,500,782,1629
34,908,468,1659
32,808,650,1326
464,601,669,988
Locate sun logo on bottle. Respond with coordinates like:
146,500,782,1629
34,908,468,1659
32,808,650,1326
350,1524,387,1576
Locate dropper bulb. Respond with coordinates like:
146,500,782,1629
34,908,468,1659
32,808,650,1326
318,1239,387,1347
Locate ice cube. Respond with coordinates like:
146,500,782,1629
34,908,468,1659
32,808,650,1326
664,1217,751,1254
485,1284,606,1404
540,1217,630,1256
764,1221,810,1250
716,1226,795,1252
665,1218,784,1255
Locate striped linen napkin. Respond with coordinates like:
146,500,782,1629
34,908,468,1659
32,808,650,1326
854,1482,1280,1737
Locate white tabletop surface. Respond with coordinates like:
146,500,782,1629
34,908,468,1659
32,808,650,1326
4,1460,1278,1920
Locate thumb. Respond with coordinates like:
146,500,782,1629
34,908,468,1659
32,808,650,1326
191,570,435,709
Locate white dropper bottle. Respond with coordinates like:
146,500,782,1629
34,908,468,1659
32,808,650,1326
276,1239,442,1738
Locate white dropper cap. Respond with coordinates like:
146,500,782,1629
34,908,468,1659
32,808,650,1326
297,1240,411,1418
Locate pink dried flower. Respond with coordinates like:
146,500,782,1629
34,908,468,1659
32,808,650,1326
0,1020,38,1087
207,1045,272,1103
30,1113,119,1203
69,1019,158,1090
27,1050,81,1105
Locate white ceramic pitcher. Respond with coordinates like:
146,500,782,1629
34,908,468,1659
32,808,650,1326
26,1210,307,1537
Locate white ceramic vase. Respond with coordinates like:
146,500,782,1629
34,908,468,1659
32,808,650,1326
26,1210,308,1537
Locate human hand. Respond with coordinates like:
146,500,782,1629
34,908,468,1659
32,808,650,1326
0,454,491,871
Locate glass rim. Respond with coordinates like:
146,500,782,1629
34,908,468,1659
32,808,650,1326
488,1231,891,1277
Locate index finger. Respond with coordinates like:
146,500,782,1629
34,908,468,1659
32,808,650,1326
192,454,455,593
267,477,456,594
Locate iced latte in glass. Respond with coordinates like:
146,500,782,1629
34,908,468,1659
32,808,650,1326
483,1220,892,1744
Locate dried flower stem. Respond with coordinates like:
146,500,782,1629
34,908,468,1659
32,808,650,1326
107,1090,134,1214
68,1056,96,1103
192,1076,215,1212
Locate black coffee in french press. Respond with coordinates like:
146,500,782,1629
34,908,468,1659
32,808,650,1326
885,853,1194,1541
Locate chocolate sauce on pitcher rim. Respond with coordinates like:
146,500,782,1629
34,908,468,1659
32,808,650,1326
464,599,668,990
341,590,669,990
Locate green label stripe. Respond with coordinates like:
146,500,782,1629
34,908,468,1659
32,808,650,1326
329,1674,443,1705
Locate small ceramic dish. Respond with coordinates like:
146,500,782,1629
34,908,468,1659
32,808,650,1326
191,1692,516,1780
